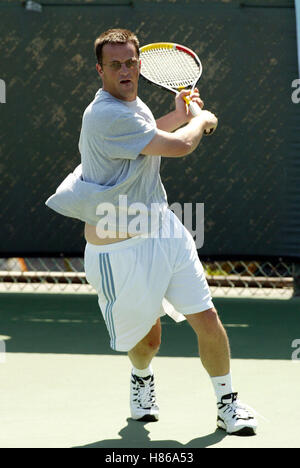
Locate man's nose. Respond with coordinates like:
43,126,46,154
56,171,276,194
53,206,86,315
120,62,129,73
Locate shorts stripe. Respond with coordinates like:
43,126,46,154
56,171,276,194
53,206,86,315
99,253,116,349
104,254,117,350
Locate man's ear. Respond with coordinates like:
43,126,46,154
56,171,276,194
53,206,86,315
96,63,103,77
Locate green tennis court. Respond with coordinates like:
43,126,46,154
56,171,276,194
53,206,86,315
0,292,299,448
1,0,300,450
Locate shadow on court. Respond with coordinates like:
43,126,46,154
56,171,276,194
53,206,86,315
74,418,227,448
0,293,299,359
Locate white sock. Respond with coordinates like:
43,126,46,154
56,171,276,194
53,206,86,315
132,365,153,378
210,372,233,402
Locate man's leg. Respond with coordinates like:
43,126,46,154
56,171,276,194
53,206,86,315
185,308,257,436
128,318,161,370
128,319,161,422
185,308,230,377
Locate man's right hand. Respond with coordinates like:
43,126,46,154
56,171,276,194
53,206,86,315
194,110,218,135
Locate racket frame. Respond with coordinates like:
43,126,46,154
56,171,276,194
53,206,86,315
139,42,203,98
140,42,216,134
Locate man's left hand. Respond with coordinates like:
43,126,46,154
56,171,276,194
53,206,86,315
175,88,204,123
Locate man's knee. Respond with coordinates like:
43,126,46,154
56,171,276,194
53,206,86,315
132,319,161,355
132,337,160,358
145,336,161,353
142,326,161,353
202,307,220,325
186,307,224,337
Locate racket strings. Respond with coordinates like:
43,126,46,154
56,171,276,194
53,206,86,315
141,48,200,89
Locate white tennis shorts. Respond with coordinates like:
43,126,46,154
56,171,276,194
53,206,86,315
84,209,214,352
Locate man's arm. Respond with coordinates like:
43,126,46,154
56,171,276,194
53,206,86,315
142,88,217,158
156,110,187,133
156,89,203,132
141,111,217,158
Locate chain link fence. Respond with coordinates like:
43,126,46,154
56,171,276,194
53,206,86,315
0,1,299,300
0,257,297,299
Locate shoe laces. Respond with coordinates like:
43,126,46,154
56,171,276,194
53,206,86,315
132,374,156,409
218,393,254,420
218,392,268,422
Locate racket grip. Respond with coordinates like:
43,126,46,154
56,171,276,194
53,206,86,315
188,100,202,116
188,101,216,136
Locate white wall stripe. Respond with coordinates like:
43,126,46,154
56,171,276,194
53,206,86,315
295,0,300,78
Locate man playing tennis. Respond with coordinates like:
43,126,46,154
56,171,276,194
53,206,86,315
47,28,257,436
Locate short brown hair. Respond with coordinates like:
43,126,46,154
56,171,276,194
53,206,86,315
94,28,140,65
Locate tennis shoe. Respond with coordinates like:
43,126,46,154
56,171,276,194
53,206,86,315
217,392,257,436
130,371,159,422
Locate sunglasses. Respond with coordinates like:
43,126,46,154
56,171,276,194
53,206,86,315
101,58,139,71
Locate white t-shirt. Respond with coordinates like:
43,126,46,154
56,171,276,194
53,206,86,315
46,89,169,235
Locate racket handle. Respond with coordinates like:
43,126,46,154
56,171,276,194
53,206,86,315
188,100,202,116
188,101,216,136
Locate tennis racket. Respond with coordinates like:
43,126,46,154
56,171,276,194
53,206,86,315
139,42,216,135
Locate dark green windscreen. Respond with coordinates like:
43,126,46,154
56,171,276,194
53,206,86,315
0,0,299,258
